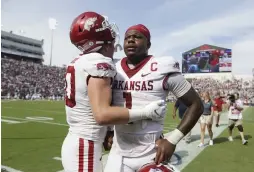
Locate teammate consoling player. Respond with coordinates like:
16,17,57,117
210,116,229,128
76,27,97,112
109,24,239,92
61,12,167,172
104,24,204,172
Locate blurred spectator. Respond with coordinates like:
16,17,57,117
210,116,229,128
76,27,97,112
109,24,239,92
199,91,214,147
167,77,253,105
212,91,225,127
227,93,248,145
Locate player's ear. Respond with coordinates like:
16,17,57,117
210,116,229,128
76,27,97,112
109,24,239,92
147,41,151,49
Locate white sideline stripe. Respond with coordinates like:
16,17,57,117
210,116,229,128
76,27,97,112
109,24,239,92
1,116,68,126
1,165,23,172
1,119,21,124
53,157,65,172
1,119,27,124
53,157,62,161
1,116,176,129
1,100,17,103
2,106,64,114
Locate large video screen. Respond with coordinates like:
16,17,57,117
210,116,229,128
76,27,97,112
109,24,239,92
182,49,232,73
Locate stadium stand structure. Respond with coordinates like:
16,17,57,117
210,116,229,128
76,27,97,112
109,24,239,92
1,30,44,63
1,30,65,100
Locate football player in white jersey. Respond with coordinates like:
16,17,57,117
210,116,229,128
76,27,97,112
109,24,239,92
61,12,167,172
104,24,204,172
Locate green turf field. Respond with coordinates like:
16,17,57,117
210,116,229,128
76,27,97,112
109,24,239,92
182,107,254,172
2,100,253,172
1,100,177,172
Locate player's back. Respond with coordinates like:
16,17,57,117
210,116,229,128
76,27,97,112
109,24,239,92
64,52,116,142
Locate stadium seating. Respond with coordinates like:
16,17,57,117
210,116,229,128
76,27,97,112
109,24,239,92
1,57,254,104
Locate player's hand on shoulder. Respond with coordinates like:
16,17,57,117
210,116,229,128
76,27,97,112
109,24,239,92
143,100,167,121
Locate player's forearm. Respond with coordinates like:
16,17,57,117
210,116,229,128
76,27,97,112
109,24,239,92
94,106,146,125
93,106,129,125
177,100,203,135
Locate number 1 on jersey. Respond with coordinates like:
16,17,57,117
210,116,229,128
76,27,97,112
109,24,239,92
123,92,132,109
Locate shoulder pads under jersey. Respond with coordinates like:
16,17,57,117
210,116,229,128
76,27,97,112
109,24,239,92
83,53,116,78
154,56,181,75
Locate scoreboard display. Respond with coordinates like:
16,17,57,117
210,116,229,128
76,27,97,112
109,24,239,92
182,47,232,73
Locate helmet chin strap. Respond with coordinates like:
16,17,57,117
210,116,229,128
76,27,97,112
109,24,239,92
114,43,123,52
113,32,123,52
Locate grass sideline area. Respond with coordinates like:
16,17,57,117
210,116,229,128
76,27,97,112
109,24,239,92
182,107,254,172
1,100,177,172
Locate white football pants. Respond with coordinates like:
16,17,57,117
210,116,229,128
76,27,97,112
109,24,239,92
104,146,156,172
61,132,103,172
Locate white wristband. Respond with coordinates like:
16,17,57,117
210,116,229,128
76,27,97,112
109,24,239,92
128,109,145,122
166,129,184,145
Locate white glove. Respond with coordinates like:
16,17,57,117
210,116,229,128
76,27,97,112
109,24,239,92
128,100,167,122
144,100,167,121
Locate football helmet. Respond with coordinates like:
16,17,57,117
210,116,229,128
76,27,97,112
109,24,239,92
70,11,121,53
138,163,180,172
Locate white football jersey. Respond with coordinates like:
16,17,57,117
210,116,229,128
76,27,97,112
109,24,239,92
112,56,191,157
65,53,116,142
228,99,243,120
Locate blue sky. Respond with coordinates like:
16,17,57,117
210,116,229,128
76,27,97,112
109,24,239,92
1,0,254,75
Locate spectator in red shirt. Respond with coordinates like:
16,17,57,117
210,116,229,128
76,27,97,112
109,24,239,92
213,91,225,127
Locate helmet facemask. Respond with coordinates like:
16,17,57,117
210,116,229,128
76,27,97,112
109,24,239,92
98,16,123,52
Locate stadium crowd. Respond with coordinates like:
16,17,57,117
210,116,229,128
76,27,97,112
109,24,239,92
1,57,254,104
190,78,254,105
1,57,65,100
168,78,254,105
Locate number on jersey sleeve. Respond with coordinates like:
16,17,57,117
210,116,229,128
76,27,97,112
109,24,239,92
123,92,132,109
65,66,76,108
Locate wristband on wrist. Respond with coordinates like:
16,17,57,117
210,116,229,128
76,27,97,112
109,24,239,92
128,109,144,122
166,129,184,145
